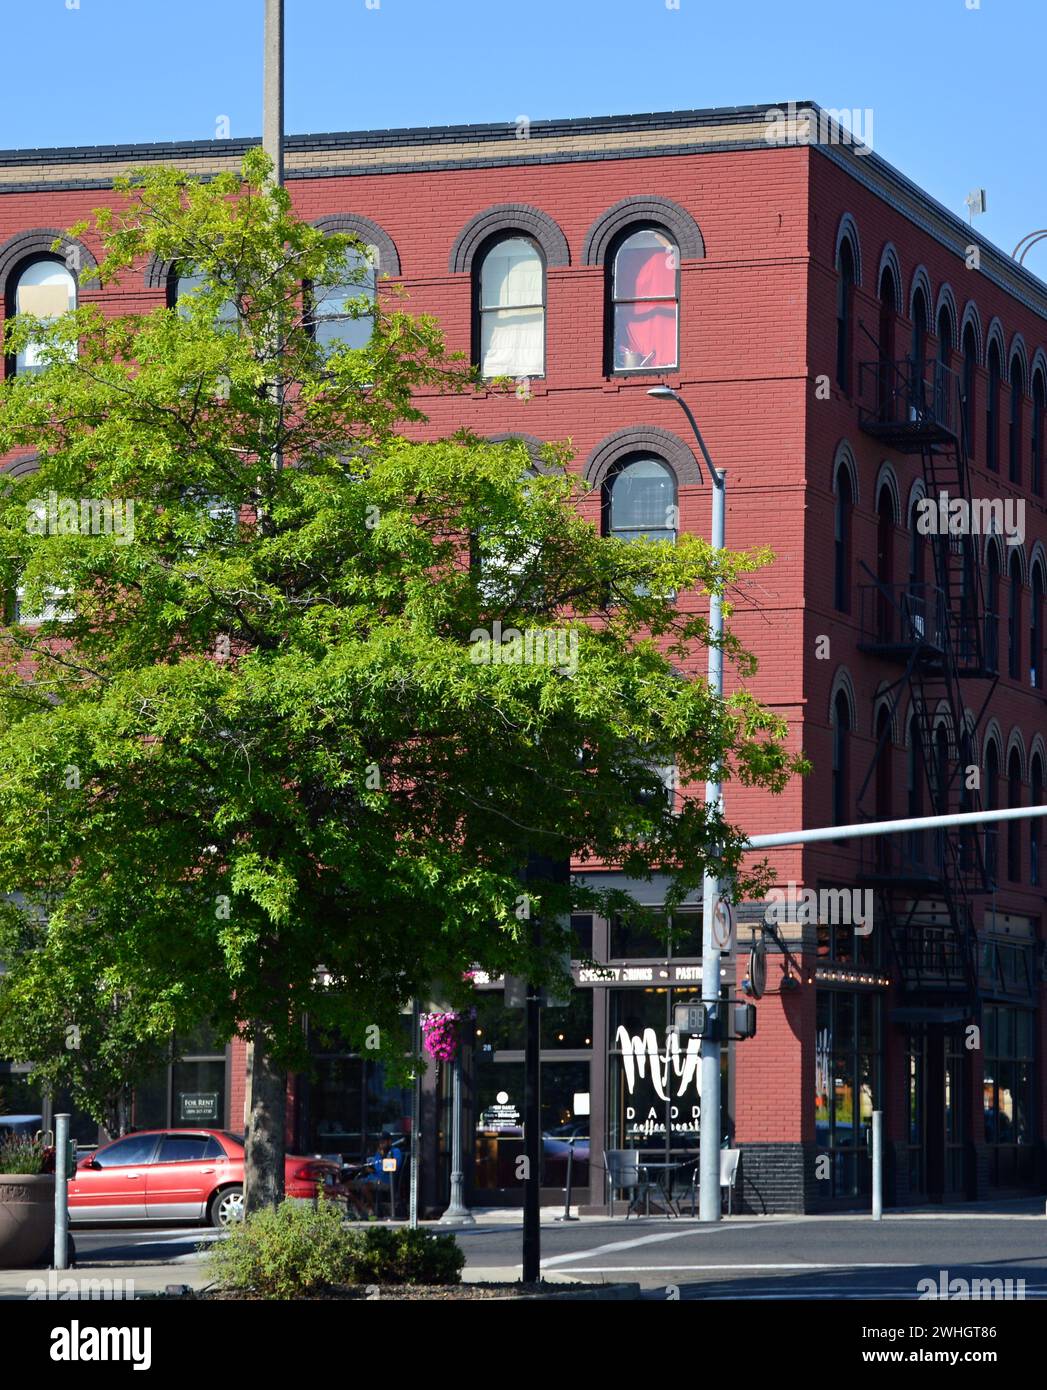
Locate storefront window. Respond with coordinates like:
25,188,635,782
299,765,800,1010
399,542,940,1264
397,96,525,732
608,988,705,1157
472,1057,590,1191
814,989,882,1197
471,989,592,1196
983,1004,1034,1186
134,1024,228,1131
302,1022,412,1160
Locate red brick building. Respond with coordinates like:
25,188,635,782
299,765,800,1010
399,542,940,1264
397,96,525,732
1,102,1044,1213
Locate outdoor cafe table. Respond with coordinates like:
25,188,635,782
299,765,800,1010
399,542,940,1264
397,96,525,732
636,1159,691,1218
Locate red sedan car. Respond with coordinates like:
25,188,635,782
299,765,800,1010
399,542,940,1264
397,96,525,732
68,1129,343,1227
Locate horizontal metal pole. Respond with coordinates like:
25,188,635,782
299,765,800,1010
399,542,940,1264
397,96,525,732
746,802,1047,851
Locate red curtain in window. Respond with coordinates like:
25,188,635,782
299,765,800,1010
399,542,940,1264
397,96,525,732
616,246,677,366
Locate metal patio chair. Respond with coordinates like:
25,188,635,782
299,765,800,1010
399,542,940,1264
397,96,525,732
604,1148,652,1218
688,1147,741,1216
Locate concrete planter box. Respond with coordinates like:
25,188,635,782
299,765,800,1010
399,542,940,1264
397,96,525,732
0,1173,55,1268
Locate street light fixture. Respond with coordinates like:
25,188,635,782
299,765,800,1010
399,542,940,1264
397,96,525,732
647,385,727,1224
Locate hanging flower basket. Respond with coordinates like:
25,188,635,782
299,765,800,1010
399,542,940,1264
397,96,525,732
420,1010,464,1062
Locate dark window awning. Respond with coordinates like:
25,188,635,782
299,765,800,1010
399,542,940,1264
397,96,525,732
890,1006,967,1024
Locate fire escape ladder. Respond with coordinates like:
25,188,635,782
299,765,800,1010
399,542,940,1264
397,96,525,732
855,351,990,1004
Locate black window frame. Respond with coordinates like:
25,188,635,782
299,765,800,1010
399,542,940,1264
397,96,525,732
834,469,853,614
1009,355,1025,485
831,690,851,830
5,253,78,379
1008,551,1023,681
961,324,978,455
1007,748,1023,883
472,232,547,381
1031,564,1045,688
601,452,679,544
986,342,1002,472
835,238,856,393
605,223,680,377
304,244,379,354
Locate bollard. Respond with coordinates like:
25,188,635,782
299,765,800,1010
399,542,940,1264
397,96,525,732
555,1136,579,1222
54,1113,70,1270
871,1110,883,1222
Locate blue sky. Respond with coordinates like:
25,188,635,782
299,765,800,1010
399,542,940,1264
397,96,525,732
5,0,1046,277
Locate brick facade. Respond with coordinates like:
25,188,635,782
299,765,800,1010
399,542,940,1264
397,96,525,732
2,103,1043,1209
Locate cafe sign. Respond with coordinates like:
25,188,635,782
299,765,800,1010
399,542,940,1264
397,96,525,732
616,1025,701,1139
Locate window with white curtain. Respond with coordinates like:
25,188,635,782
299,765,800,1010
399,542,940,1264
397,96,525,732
478,237,544,378
309,246,377,352
12,259,77,373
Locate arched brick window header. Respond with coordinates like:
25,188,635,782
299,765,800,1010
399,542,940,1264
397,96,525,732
145,213,402,290
582,196,705,266
0,229,97,302
449,205,569,274
487,432,560,476
1,453,40,478
583,425,701,489
310,214,401,277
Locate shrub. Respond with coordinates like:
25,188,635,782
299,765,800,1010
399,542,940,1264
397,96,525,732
205,1200,466,1297
0,1136,48,1174
206,1198,358,1299
349,1226,465,1286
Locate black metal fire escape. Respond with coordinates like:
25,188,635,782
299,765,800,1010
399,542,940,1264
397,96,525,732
854,349,997,1008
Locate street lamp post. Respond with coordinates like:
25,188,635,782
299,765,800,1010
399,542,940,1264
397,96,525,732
439,1035,475,1227
648,386,727,1224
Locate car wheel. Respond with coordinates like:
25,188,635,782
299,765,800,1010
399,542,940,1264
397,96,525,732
209,1185,244,1228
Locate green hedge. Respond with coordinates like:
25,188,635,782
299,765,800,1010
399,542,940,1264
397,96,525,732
206,1200,465,1299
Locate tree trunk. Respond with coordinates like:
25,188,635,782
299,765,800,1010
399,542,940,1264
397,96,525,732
244,1025,287,1216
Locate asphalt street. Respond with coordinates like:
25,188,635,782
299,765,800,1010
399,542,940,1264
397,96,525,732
62,1214,1047,1300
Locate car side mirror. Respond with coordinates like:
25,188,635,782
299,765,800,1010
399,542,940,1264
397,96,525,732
81,1157,100,1170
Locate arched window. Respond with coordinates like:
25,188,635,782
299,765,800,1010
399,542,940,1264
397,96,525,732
1007,748,1023,882
985,741,1000,884
1033,370,1045,496
934,723,950,870
1031,563,1045,688
958,725,976,869
170,267,238,326
609,227,679,373
935,305,952,423
962,322,978,454
877,266,898,414
831,689,851,830
836,238,856,392
874,704,893,868
9,258,77,374
911,287,928,410
603,456,677,544
908,495,928,641
986,340,1001,471
309,246,377,352
476,236,545,379
1009,354,1025,485
985,545,1000,674
907,711,925,866
1031,753,1044,887
1008,552,1023,681
876,483,894,640
834,467,853,614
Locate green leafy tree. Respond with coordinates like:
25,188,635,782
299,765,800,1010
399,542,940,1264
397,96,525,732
0,151,803,1208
